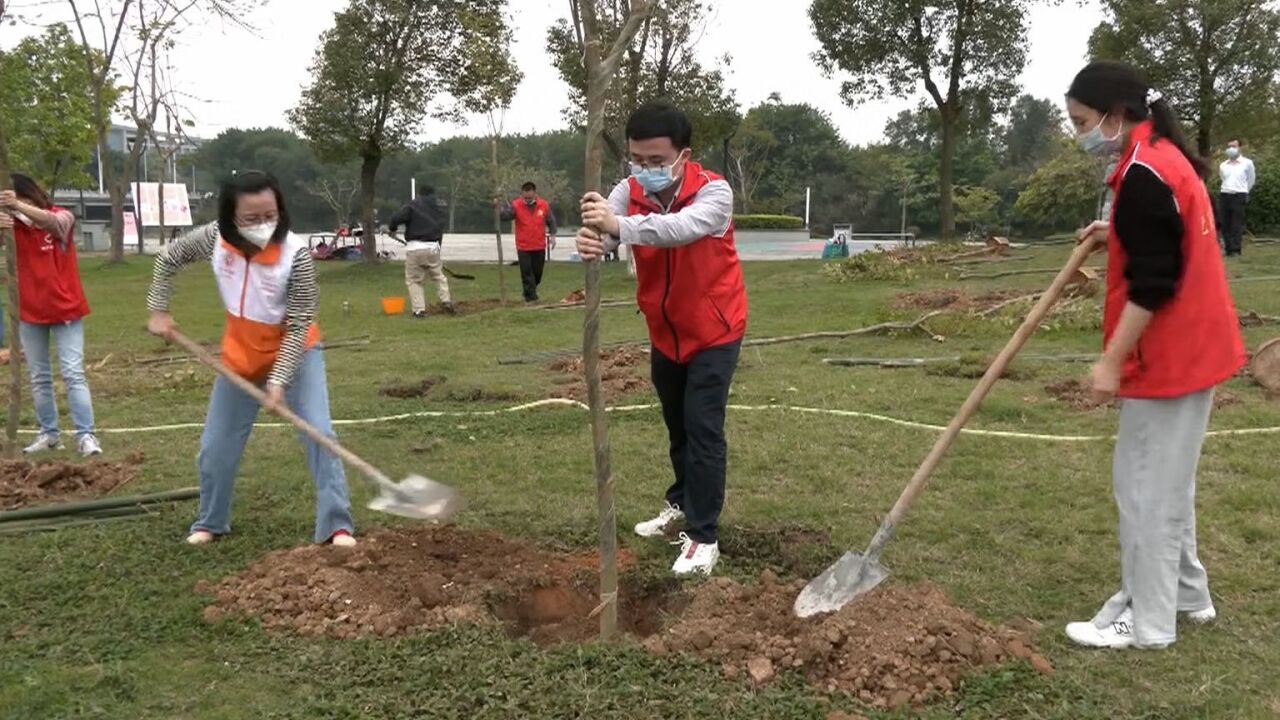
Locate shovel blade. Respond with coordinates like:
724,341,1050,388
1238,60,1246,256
793,551,889,618
366,475,464,521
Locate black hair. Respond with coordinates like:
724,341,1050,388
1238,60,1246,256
625,102,693,149
418,184,434,197
10,174,52,209
521,181,536,192
1068,61,1208,178
217,170,290,254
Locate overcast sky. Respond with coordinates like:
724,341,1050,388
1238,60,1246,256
3,0,1103,146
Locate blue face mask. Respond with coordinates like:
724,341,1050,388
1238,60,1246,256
1226,147,1241,159
1078,114,1123,157
630,153,686,193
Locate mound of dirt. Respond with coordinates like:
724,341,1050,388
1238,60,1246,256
198,526,648,645
1046,379,1241,411
380,376,446,399
894,289,1024,313
646,574,1051,710
201,527,1049,709
547,347,649,403
0,455,143,510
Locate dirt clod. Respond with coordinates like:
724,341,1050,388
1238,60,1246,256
548,347,649,403
380,376,445,399
747,656,776,685
0,458,142,511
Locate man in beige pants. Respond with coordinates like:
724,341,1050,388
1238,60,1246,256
388,185,455,317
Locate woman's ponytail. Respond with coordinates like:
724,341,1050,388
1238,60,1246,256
1147,98,1209,179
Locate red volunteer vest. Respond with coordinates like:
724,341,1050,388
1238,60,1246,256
13,207,90,325
1104,122,1246,398
512,198,550,251
628,162,748,364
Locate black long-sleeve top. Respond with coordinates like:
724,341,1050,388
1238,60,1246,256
1112,164,1185,311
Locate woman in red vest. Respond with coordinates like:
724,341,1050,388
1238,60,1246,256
0,175,102,456
1063,61,1246,650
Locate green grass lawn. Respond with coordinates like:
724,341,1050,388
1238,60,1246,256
3,244,1280,719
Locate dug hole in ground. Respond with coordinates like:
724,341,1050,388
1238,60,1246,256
197,524,1053,711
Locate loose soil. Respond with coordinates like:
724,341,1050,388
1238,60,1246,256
433,299,504,316
547,347,650,403
560,289,586,305
202,526,1049,709
437,386,521,403
1045,379,1241,411
895,289,1024,313
0,454,143,510
379,376,446,399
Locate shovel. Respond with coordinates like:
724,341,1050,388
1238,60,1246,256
167,330,463,522
795,238,1100,618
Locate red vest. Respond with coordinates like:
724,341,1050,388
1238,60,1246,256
512,198,550,251
628,163,748,363
1104,122,1246,398
13,207,91,325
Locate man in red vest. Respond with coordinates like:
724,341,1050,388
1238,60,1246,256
496,182,557,302
576,103,747,576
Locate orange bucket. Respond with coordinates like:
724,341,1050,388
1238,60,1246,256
380,296,406,315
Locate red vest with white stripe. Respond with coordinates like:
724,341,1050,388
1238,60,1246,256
1104,121,1246,398
628,162,748,363
212,233,320,381
13,207,90,325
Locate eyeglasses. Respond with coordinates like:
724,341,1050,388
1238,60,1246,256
235,213,279,226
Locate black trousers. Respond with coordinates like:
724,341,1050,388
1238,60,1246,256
1220,192,1248,255
517,249,545,301
650,340,741,544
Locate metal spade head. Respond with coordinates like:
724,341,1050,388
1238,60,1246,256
793,551,889,618
366,474,464,521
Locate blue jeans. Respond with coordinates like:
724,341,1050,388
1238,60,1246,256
192,348,355,543
19,320,96,438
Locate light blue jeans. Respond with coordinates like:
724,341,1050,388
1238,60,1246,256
19,320,96,438
192,348,355,543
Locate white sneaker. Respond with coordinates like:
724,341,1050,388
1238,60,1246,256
77,434,103,457
1065,615,1135,649
186,530,216,545
330,531,357,547
23,433,61,454
634,502,684,538
671,533,720,576
1185,605,1216,624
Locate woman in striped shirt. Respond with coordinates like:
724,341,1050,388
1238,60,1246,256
145,171,356,547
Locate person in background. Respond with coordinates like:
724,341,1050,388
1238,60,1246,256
0,175,102,456
146,170,356,547
1218,139,1256,257
388,185,455,318
495,181,557,303
1063,61,1244,650
576,103,746,576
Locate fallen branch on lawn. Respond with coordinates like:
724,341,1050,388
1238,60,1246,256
960,266,1106,281
529,299,634,312
949,255,1033,267
1240,310,1280,327
1231,275,1280,285
742,311,947,347
132,336,371,366
823,353,1099,368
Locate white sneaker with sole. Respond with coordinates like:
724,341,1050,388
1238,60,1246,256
186,530,216,545
1185,605,1216,624
634,502,684,538
330,531,357,547
1066,608,1169,650
77,434,103,457
23,433,61,454
671,533,719,576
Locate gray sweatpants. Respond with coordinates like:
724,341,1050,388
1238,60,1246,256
1090,389,1215,647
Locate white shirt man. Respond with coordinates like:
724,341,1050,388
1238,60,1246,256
1218,140,1256,256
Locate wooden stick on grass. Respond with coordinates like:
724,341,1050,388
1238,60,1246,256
577,0,651,641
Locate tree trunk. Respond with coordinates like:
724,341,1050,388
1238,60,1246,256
0,124,21,457
108,180,126,263
359,153,380,262
157,180,167,248
938,109,958,239
492,138,508,305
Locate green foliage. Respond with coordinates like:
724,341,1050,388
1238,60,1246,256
732,214,805,230
0,25,109,189
728,99,849,220
1248,144,1280,234
1090,0,1280,156
1015,141,1108,234
954,186,1002,235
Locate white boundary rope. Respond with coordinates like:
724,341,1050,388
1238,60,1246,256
21,398,1280,443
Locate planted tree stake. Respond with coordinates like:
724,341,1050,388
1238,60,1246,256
577,0,651,641
0,118,22,458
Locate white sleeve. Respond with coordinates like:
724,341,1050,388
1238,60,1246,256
616,178,734,248
599,180,630,253
1247,160,1257,191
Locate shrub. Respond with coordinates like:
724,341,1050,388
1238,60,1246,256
1248,145,1280,235
733,214,806,230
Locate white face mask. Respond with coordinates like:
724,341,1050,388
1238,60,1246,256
239,222,277,248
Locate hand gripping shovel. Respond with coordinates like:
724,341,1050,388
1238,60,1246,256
795,239,1099,618
167,330,463,522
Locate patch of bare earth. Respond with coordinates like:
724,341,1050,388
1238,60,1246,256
0,454,144,510
894,289,1024,313
547,347,650,403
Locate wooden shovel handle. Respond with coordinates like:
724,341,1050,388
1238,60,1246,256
866,239,1099,556
166,330,391,485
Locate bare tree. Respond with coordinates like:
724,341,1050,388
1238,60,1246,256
576,0,651,641
303,175,360,230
